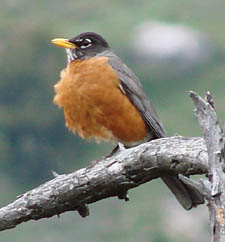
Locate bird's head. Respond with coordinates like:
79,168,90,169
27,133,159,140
51,32,110,62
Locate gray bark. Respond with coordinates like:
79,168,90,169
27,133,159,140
190,91,225,242
0,136,208,232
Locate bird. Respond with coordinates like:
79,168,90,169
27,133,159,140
51,32,204,210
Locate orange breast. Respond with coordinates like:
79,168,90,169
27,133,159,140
54,57,148,145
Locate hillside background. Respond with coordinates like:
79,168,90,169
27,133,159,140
0,0,225,241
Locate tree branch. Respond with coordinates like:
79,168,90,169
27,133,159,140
190,91,225,242
0,136,208,232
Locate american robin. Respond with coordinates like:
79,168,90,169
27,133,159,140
51,32,204,210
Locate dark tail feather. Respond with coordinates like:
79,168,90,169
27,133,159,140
161,175,204,210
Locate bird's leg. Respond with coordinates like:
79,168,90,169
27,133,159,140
105,144,119,158
105,142,126,158
88,144,119,168
88,143,127,168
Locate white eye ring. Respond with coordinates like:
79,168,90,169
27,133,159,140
80,38,92,49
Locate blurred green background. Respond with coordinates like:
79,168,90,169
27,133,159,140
0,0,224,241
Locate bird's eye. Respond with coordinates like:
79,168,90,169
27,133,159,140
80,38,92,49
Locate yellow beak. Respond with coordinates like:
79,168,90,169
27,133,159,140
51,38,77,49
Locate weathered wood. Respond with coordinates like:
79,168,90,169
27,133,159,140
190,91,225,242
0,136,208,231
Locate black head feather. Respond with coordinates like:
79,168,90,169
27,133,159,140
66,32,110,62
